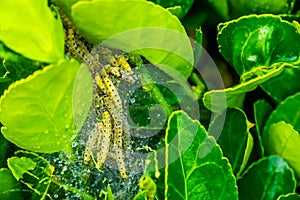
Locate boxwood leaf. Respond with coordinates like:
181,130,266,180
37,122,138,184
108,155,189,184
71,0,194,78
266,121,300,177
0,59,81,153
262,92,300,149
0,0,64,63
277,193,300,200
238,156,296,200
146,111,238,199
208,108,253,176
0,168,23,200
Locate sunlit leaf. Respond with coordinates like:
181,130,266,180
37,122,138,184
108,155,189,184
266,121,300,177
0,0,64,62
0,59,80,153
71,0,194,78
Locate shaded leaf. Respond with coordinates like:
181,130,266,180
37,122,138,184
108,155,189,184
229,0,295,18
207,0,230,20
278,193,300,200
203,63,284,112
71,0,194,78
204,15,300,112
253,99,273,157
266,121,300,177
0,59,80,153
208,108,253,176
254,99,273,138
238,156,296,200
149,0,194,18
0,132,10,167
0,0,64,62
261,67,300,102
0,168,23,200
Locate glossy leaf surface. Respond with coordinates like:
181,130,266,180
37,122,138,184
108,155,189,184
0,0,64,62
208,108,252,176
238,156,296,200
146,111,238,200
0,59,81,153
71,0,194,78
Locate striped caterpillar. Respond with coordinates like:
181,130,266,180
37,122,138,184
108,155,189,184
60,9,132,178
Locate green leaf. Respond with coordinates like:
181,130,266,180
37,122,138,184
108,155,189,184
146,111,238,199
238,156,296,200
166,6,184,19
278,193,300,200
193,28,203,64
0,133,10,168
71,0,194,78
263,92,300,149
7,157,36,181
52,0,82,18
207,0,230,20
0,168,23,200
202,63,284,112
149,0,194,18
261,67,300,102
7,151,54,198
229,0,296,18
0,59,81,153
254,100,273,139
133,175,157,200
253,99,273,157
204,15,300,112
218,15,300,75
133,191,148,200
266,121,300,177
0,42,26,62
0,0,64,62
208,108,253,176
72,64,93,131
